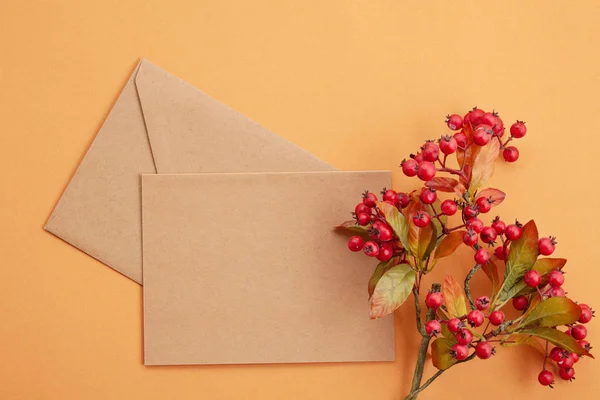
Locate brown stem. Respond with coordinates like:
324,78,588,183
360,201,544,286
464,263,482,310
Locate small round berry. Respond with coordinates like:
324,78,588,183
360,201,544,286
425,320,441,336
362,192,378,208
468,108,486,126
466,218,484,233
467,310,485,327
446,114,463,131
559,367,575,381
578,307,594,324
396,192,410,208
456,328,473,345
558,354,575,369
538,370,554,387
548,271,564,288
463,205,480,220
463,230,478,246
512,295,529,311
347,236,365,252
425,292,444,309
476,296,491,311
548,287,565,298
550,347,566,362
495,245,507,260
376,243,394,262
489,310,505,326
570,352,580,363
474,248,490,265
453,132,468,148
539,237,557,256
441,199,458,216
417,161,436,181
503,146,519,162
363,241,379,257
356,213,371,226
571,325,587,341
420,188,437,204
493,116,504,136
491,217,506,235
476,197,492,214
524,270,541,288
473,125,493,146
439,135,458,154
355,203,372,216
373,223,394,242
480,112,497,128
510,121,527,138
578,339,592,353
413,153,424,163
505,223,523,241
382,188,399,204
447,318,463,333
475,342,495,360
451,343,469,361
401,159,419,177
480,226,498,244
422,142,440,162
413,211,431,228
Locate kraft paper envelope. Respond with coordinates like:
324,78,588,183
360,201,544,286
45,59,333,283
141,171,395,365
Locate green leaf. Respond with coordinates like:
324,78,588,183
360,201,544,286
514,258,567,296
518,327,593,357
434,231,465,259
368,257,399,299
519,297,582,328
425,177,459,193
469,136,501,193
431,338,459,370
442,275,468,318
369,264,416,319
496,220,539,305
500,334,546,356
481,259,500,300
475,188,506,208
377,201,410,253
334,220,371,241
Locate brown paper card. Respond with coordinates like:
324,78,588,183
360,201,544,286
141,171,395,365
45,59,334,283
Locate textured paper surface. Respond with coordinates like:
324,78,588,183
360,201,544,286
44,59,334,283
142,171,395,365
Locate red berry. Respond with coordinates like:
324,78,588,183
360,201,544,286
401,159,419,177
538,370,554,387
578,340,592,352
468,108,486,126
447,318,463,333
474,248,490,265
503,146,519,162
372,223,394,242
363,241,379,257
417,161,436,181
491,218,506,235
451,343,469,361
355,203,372,215
512,295,529,311
571,325,587,340
480,112,497,128
376,243,394,262
558,354,575,369
548,287,565,298
489,310,505,326
446,114,463,131
425,292,444,309
413,211,430,228
571,352,580,363
476,296,491,311
539,237,557,256
550,347,566,362
510,121,527,138
493,116,504,136
441,199,458,216
456,328,473,345
422,142,440,162
420,188,437,204
524,270,541,287
473,125,493,146
466,218,484,233
548,271,564,288
475,342,495,359
382,188,399,204
480,226,498,244
356,213,371,226
463,205,480,220
363,191,378,207
425,320,441,336
463,230,478,246
453,132,468,148
414,153,424,163
348,236,365,252
397,192,410,208
439,135,458,154
495,245,507,260
559,367,575,381
476,197,492,214
579,307,594,324
467,310,485,327
505,223,523,241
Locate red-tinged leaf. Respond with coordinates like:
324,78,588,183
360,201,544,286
376,201,410,253
469,137,501,193
368,257,400,299
442,275,468,318
425,177,459,193
481,259,500,299
431,338,459,370
434,231,465,259
476,188,506,207
501,334,546,356
519,297,582,328
517,327,593,358
406,197,434,260
369,264,416,319
515,258,567,296
454,182,467,198
334,220,371,241
496,220,539,305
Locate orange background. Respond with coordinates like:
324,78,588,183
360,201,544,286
1,1,599,399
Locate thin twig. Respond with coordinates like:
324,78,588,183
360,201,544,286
464,263,482,310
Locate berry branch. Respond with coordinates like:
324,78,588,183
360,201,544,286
464,263,482,310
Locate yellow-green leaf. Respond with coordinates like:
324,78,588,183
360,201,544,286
431,338,459,370
368,257,399,299
442,275,468,318
518,327,593,357
481,259,500,300
470,136,500,193
519,297,582,328
334,220,371,241
377,201,410,253
369,264,416,319
515,258,567,296
434,231,465,259
406,199,435,261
